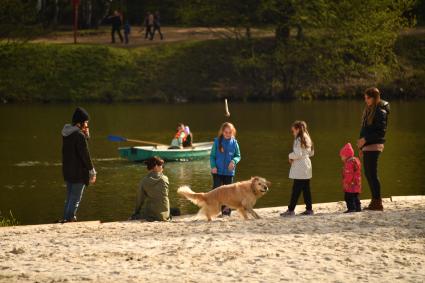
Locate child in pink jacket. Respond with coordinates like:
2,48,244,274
340,143,362,213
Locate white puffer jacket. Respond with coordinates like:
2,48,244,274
288,136,314,180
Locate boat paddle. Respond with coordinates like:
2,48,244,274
107,135,168,147
224,98,231,118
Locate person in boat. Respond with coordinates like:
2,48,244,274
130,156,170,221
169,123,188,149
183,125,193,147
61,107,97,223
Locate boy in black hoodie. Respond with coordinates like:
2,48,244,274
61,107,96,222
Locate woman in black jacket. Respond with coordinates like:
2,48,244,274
357,87,390,211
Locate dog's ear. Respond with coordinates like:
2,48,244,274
251,176,259,182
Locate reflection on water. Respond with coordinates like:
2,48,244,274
0,101,425,224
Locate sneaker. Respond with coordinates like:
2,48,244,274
300,210,314,216
280,210,295,217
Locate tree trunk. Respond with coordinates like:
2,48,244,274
245,26,251,40
86,0,92,28
98,0,111,27
296,24,304,40
52,0,59,26
36,0,43,12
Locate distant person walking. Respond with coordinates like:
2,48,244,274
151,11,164,40
357,87,390,211
143,12,154,40
124,20,131,44
61,107,96,222
109,10,123,43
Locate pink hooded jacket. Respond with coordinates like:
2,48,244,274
339,143,361,193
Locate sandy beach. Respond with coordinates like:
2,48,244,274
1,196,424,283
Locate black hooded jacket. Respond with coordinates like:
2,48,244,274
62,124,94,185
360,100,390,147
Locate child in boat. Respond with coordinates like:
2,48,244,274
281,121,315,217
183,125,193,147
210,122,241,216
169,123,187,149
340,143,362,213
130,156,170,221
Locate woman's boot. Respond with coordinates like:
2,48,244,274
364,198,384,211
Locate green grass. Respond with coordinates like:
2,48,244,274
0,211,19,227
0,32,424,103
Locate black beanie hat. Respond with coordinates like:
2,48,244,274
72,107,90,124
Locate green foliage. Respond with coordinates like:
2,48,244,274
0,0,41,42
0,41,241,102
179,0,263,39
1,30,424,103
236,0,415,98
0,210,19,227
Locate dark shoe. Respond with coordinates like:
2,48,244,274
280,210,295,217
129,213,141,220
364,198,384,211
300,210,314,216
344,210,356,213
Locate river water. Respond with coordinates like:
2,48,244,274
1,101,424,224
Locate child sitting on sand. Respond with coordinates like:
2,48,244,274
340,143,362,213
130,156,170,221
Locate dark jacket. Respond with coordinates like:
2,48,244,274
62,125,94,185
360,100,390,146
111,15,122,27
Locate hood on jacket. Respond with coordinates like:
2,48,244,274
62,124,80,137
144,171,167,186
340,142,355,159
378,100,390,114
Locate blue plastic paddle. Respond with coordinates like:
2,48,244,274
107,135,167,147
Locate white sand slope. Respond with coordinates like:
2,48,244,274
0,197,424,283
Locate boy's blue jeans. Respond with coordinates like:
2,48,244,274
63,182,86,221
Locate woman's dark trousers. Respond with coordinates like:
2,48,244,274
363,151,381,199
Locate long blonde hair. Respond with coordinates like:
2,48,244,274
217,122,237,153
292,120,313,149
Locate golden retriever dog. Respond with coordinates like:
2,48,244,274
177,176,270,221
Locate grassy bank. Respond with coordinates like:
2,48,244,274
0,32,424,103
0,211,19,227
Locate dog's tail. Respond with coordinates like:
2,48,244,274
177,186,206,207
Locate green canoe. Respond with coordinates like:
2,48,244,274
118,142,213,162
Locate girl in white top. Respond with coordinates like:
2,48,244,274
281,121,315,217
